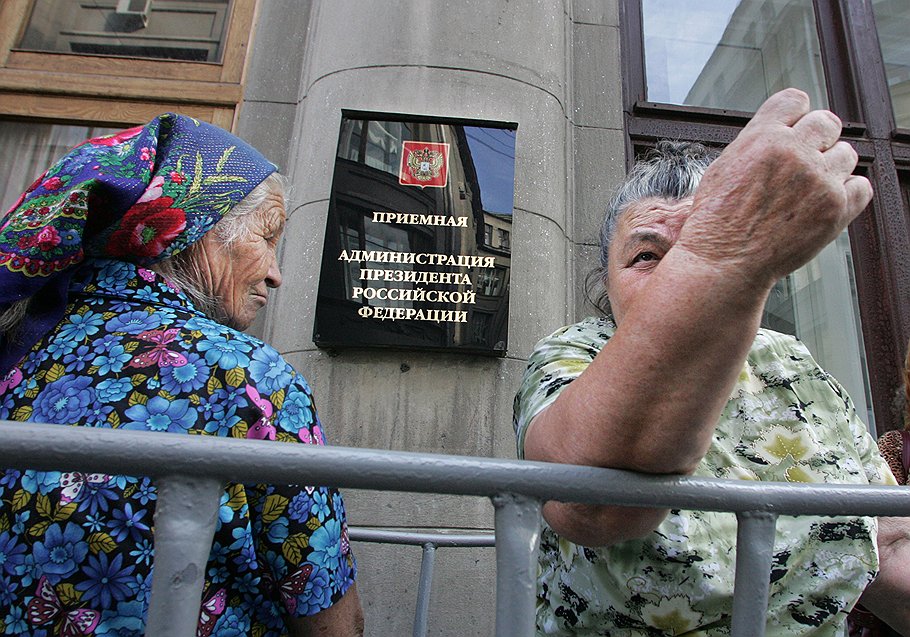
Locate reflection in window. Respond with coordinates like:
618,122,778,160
761,230,874,427
642,0,827,111
0,121,119,213
365,121,411,174
497,228,510,251
339,220,363,301
872,0,910,129
471,311,492,344
337,119,365,163
483,223,493,246
477,267,505,297
336,120,414,178
342,213,413,308
339,207,438,310
18,0,231,62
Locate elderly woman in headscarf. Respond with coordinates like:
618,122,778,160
514,88,910,635
0,115,362,635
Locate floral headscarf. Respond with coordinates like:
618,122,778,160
0,113,276,375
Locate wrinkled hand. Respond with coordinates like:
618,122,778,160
676,88,873,288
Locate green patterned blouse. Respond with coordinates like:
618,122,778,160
513,316,896,636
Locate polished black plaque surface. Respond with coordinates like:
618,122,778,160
313,113,516,355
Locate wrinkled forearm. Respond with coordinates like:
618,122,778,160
541,500,671,547
526,252,770,545
527,248,770,474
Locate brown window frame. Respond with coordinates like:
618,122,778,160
620,0,910,434
0,0,258,129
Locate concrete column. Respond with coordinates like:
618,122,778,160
238,1,627,635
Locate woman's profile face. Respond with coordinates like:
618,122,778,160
195,192,286,330
605,196,693,325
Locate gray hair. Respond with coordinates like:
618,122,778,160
152,171,287,325
586,141,718,314
0,300,29,344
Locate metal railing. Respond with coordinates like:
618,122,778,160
2,419,910,637
347,528,495,637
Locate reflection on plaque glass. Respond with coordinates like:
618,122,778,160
314,114,517,356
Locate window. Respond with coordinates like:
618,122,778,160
642,0,827,111
0,0,257,128
478,267,505,297
0,0,258,232
365,121,412,175
336,119,417,177
872,0,910,130
483,223,493,246
0,121,119,212
471,311,492,344
497,228,510,251
622,0,910,433
18,1,231,62
337,206,433,309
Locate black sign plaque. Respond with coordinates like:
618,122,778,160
313,113,517,355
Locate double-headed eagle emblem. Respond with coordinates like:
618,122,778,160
406,147,445,182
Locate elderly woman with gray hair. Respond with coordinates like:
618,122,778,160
514,88,910,635
0,115,362,635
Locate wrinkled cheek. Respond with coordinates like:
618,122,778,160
226,296,259,331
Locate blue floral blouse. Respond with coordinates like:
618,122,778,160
0,259,356,637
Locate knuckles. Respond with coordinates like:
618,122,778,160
680,92,864,285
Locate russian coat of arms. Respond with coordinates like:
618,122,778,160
399,141,449,188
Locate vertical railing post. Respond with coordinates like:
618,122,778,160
146,475,223,637
731,510,779,637
412,542,437,637
492,493,542,637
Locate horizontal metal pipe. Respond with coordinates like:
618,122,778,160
2,420,910,517
349,527,495,547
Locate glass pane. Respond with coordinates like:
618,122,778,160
17,0,230,63
642,0,828,111
364,121,412,175
336,120,416,179
337,119,364,163
762,231,875,429
872,0,910,129
0,121,119,214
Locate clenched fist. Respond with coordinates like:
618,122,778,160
675,88,873,288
